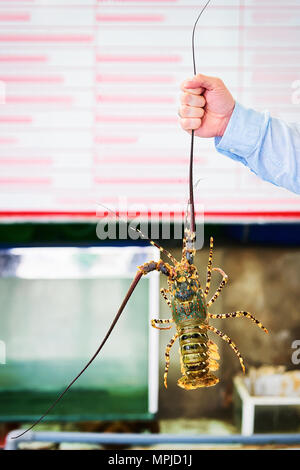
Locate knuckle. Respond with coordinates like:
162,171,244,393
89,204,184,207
185,93,193,104
181,118,192,130
181,105,190,116
180,92,187,103
180,118,190,129
181,118,201,130
179,118,187,129
180,81,188,92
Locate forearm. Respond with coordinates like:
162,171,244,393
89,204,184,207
215,102,300,194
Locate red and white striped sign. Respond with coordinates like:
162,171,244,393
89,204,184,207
0,0,299,222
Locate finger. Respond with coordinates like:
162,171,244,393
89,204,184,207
179,105,204,119
182,73,221,92
180,84,204,95
180,117,201,131
180,92,206,108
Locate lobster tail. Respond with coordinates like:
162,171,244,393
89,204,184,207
177,373,219,390
177,327,220,390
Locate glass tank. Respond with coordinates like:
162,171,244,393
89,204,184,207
0,246,159,421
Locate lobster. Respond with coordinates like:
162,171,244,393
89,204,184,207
149,229,268,390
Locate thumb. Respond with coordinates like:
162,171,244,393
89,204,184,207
182,73,219,92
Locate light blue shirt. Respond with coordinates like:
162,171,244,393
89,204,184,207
215,102,300,194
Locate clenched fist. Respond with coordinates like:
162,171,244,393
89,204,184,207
179,74,235,138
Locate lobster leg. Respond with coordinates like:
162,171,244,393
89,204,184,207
160,287,172,308
204,237,214,295
206,324,245,374
208,311,268,334
151,288,174,329
206,267,228,306
151,318,174,330
164,333,179,389
13,259,170,439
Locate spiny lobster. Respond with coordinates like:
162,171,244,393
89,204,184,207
148,228,268,390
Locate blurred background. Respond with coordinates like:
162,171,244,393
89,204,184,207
0,0,300,450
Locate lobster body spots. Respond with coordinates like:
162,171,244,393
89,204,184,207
169,263,207,323
171,286,207,323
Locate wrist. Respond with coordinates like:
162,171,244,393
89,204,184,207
217,102,235,137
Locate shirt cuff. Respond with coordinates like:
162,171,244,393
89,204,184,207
214,102,267,164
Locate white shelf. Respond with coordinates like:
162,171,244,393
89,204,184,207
234,376,300,436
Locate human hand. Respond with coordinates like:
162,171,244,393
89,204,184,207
179,73,235,138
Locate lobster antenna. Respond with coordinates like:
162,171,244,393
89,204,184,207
11,269,143,439
188,0,211,234
184,178,204,229
97,202,178,265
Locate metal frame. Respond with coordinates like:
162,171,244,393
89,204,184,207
5,430,300,450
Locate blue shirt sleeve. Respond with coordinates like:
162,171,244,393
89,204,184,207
214,102,300,194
